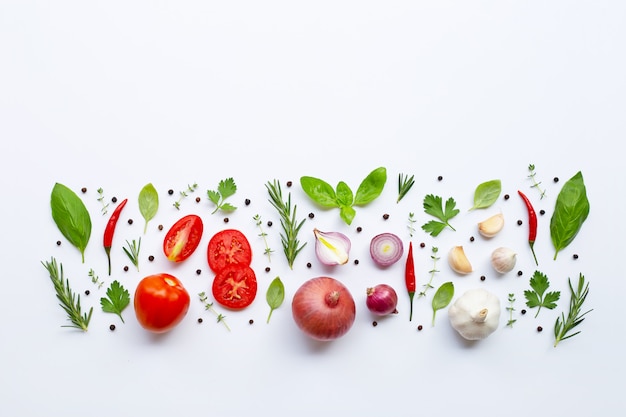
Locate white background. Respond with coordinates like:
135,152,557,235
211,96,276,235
1,1,625,416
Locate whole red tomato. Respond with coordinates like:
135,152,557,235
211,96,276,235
134,273,190,333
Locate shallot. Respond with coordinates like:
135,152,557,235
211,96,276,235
366,284,398,316
313,228,351,266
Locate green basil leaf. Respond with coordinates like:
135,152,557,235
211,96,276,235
266,277,285,323
432,281,454,326
339,205,356,225
50,183,92,263
138,183,159,234
300,176,338,207
470,179,501,210
354,167,387,205
550,171,590,260
335,181,354,207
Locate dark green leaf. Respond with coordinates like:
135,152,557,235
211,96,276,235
354,167,387,205
421,220,447,237
550,171,590,259
300,176,338,207
524,270,560,317
50,183,92,263
100,280,130,323
432,281,454,325
335,181,354,207
266,277,285,323
207,190,221,205
470,179,501,210
138,183,159,234
217,177,237,199
422,194,458,236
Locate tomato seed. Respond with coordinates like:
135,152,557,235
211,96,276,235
517,220,523,225
56,240,61,246
85,290,90,296
308,212,315,219
81,187,87,193
417,325,423,331
109,324,116,331
196,269,201,275
168,189,174,195
537,326,543,332
504,194,510,200
127,219,133,225
383,213,390,220
245,198,251,206
148,255,154,262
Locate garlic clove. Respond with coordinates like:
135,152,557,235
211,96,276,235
313,228,351,265
448,246,472,274
478,213,504,238
490,247,517,273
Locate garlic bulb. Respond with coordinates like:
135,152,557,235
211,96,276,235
490,247,517,273
448,246,472,274
478,213,504,237
448,288,501,340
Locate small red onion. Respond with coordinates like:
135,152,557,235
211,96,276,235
370,233,404,267
314,228,351,266
366,284,398,316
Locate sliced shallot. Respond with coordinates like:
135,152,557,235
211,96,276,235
370,232,404,267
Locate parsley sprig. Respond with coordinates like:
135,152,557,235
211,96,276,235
100,280,130,323
41,257,93,331
421,194,459,236
524,270,560,318
207,178,237,214
554,274,592,347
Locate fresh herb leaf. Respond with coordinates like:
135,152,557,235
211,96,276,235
421,194,459,236
554,274,592,347
199,292,230,331
122,238,141,271
253,214,273,262
431,281,454,326
418,247,439,298
207,178,237,214
266,180,307,269
407,212,417,237
550,171,590,260
470,179,501,210
50,183,92,263
173,183,198,210
397,173,415,203
527,164,547,199
266,277,285,323
300,167,387,225
41,257,93,331
100,280,130,323
524,270,560,318
138,183,159,234
506,293,517,327
88,268,104,289
97,187,109,215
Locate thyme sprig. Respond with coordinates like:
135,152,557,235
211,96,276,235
407,212,417,237
265,180,307,269
418,247,439,298
554,274,592,347
506,293,517,327
199,292,230,331
97,187,109,215
122,238,141,271
88,268,104,289
397,173,415,203
253,214,273,262
527,164,547,199
41,257,93,331
173,183,198,209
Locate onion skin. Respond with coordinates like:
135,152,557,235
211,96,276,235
370,233,404,267
291,277,356,341
366,284,398,316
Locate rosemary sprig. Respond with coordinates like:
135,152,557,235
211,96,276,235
253,214,274,262
265,180,307,269
527,164,547,199
418,247,439,298
97,187,109,215
173,183,198,209
88,268,104,289
397,173,415,203
506,293,517,327
122,238,141,271
407,212,417,237
554,274,592,347
41,257,93,331
199,292,230,331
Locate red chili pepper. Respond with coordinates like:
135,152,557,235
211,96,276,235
518,190,538,265
405,241,416,321
104,198,128,275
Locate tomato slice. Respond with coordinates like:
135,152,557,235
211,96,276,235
212,265,257,310
163,214,204,262
207,229,252,272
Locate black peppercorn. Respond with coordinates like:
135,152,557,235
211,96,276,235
286,181,293,187
480,275,486,281
356,226,362,232
372,321,378,327
417,325,423,331
308,212,315,219
504,194,510,200
306,262,312,268
158,224,164,231
354,259,359,265
196,269,201,275
521,309,527,315
537,326,543,332
245,198,251,206
470,236,475,242
420,242,426,248
123,266,129,272
112,196,118,203
265,267,270,272
168,189,174,195
249,319,254,325
437,175,443,181
517,219,523,225
197,318,203,323
382,213,390,220
224,218,229,223
540,209,545,215
109,324,116,331
553,177,559,183
85,290,90,296
148,255,155,262
573,254,579,259
127,219,133,225
81,187,87,193
267,221,273,227
196,197,201,203
517,270,523,276
56,240,62,246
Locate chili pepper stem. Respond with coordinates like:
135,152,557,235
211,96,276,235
529,241,538,266
408,291,415,321
105,246,112,275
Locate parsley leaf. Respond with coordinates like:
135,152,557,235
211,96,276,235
100,280,130,323
207,178,237,214
421,194,459,236
524,270,561,318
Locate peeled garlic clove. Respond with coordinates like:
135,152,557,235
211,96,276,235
314,228,351,265
478,213,504,238
491,247,517,273
448,246,472,274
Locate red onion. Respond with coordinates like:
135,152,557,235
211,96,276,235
291,277,356,341
366,284,399,316
313,228,351,265
370,233,404,267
